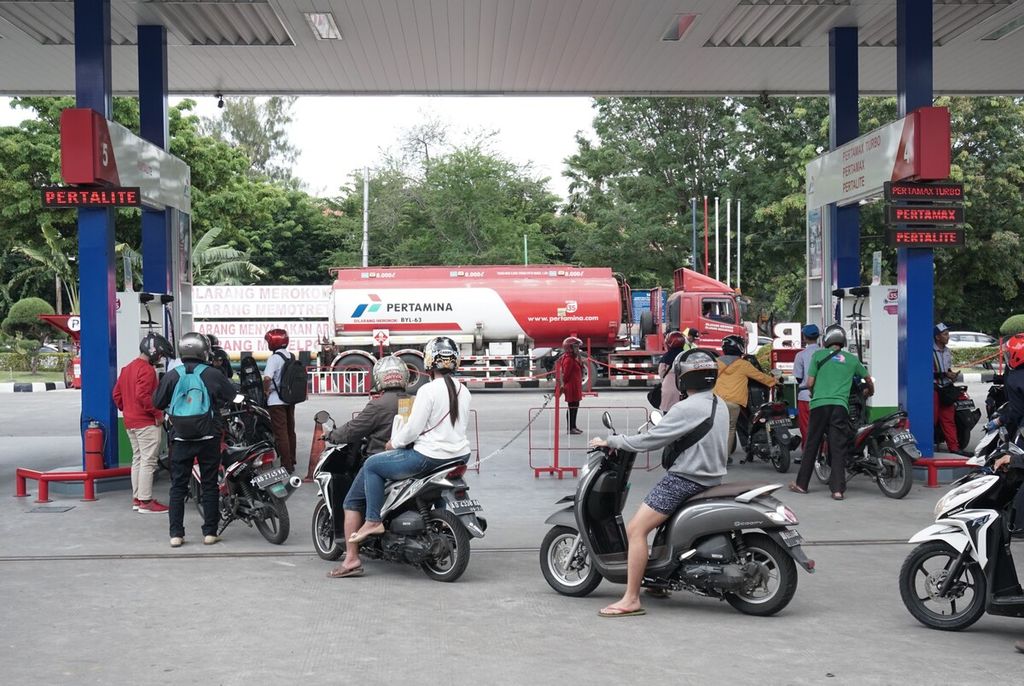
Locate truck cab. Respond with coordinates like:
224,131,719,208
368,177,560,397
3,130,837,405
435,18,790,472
664,268,745,349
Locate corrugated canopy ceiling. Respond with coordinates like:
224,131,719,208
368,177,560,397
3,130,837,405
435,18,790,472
1,0,1024,96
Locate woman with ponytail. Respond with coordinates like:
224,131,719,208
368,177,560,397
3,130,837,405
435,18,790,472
332,337,471,577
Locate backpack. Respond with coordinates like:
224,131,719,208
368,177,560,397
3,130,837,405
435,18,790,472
168,363,213,439
273,351,308,405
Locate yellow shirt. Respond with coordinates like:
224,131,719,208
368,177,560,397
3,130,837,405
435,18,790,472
714,358,776,407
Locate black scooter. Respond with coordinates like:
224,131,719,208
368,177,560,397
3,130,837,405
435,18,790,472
740,384,800,473
539,412,814,616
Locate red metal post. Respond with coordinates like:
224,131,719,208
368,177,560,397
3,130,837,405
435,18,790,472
553,388,561,478
81,474,96,502
36,478,50,504
14,470,28,497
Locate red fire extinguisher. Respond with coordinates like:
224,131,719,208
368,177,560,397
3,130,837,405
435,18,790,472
84,420,105,472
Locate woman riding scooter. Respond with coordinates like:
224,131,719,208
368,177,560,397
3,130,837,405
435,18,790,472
588,349,730,616
331,337,472,578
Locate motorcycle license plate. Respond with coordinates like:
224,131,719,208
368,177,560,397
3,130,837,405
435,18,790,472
892,431,915,446
448,498,482,514
770,418,790,427
252,466,288,489
779,529,804,547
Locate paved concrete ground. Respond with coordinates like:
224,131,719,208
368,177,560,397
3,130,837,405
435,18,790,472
0,384,1019,684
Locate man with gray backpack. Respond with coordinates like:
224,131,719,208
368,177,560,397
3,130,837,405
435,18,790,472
153,332,236,548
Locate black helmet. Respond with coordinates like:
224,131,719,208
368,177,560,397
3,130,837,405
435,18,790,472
423,336,460,372
207,333,221,348
139,332,174,364
178,332,211,362
721,334,745,356
822,325,847,349
673,349,719,394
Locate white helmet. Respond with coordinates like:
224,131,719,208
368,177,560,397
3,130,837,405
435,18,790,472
372,355,410,391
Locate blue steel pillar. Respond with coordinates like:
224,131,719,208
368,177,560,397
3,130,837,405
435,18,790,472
138,25,172,294
829,27,860,290
897,0,935,456
74,0,117,468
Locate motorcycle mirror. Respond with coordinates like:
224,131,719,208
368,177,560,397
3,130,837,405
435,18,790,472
650,411,663,426
232,393,246,404
314,410,332,425
601,411,614,431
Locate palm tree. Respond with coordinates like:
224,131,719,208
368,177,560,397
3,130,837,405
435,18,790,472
117,226,265,287
10,224,80,313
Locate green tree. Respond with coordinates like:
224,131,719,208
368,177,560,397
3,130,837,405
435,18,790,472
203,96,298,181
1,296,54,340
9,224,80,313
564,97,738,286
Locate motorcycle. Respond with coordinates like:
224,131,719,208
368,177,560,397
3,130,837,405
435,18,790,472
813,381,920,499
309,410,487,582
934,384,981,452
189,395,301,544
899,426,1024,630
539,411,815,616
739,385,800,473
986,374,1006,421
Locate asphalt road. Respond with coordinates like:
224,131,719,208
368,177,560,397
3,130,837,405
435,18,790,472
0,385,1018,685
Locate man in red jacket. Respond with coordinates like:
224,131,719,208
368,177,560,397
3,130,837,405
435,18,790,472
556,336,585,435
114,333,174,514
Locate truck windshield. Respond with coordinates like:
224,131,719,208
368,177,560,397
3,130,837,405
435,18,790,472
701,297,736,325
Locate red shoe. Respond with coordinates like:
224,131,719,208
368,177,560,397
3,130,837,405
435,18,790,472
132,498,141,511
138,500,169,514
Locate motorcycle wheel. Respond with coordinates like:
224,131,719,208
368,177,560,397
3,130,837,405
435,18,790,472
899,541,987,631
311,499,343,561
772,442,791,473
539,526,602,597
725,533,798,617
814,446,831,484
254,494,290,545
421,509,471,582
875,443,913,499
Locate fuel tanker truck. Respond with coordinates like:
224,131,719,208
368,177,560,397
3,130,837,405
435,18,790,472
319,265,745,388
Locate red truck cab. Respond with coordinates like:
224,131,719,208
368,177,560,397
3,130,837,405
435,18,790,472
665,268,746,349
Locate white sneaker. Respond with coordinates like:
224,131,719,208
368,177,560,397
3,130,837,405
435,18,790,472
170,537,184,548
203,535,221,545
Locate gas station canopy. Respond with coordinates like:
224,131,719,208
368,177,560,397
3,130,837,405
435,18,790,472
3,0,1024,96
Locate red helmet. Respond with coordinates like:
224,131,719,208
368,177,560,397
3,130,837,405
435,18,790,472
1007,334,1024,370
264,328,289,351
562,336,582,352
664,331,685,349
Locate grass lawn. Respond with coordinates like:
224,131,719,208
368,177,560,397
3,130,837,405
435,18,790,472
2,371,66,384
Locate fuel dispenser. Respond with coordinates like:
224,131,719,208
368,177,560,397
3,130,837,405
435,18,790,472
835,285,900,421
114,291,176,466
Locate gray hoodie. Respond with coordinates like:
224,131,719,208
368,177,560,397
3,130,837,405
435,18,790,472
606,389,729,486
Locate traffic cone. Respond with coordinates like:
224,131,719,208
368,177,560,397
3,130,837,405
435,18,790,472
305,419,325,482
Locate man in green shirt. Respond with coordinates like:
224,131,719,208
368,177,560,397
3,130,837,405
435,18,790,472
789,325,874,500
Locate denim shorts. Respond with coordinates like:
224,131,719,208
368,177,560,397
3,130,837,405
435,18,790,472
643,473,707,515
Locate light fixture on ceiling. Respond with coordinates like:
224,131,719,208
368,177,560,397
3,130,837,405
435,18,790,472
215,92,224,109
981,14,1024,41
305,12,342,40
661,14,697,42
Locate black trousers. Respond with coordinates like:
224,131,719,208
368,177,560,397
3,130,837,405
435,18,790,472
795,404,852,494
567,402,580,430
168,438,221,538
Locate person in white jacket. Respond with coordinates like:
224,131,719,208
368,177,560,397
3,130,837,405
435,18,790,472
329,337,471,578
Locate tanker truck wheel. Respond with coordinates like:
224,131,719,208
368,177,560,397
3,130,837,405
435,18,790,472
639,310,656,338
398,352,427,393
333,354,375,394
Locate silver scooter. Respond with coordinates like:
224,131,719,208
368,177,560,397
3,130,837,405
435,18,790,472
539,412,815,616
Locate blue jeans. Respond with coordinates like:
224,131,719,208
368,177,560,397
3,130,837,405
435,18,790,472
343,448,436,522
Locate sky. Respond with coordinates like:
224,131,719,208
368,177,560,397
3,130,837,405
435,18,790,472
0,95,597,200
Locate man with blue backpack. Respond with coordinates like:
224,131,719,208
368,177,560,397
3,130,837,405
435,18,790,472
153,332,236,548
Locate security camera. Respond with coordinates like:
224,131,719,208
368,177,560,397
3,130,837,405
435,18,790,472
215,93,225,109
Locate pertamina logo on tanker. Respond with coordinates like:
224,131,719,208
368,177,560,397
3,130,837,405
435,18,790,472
350,293,455,320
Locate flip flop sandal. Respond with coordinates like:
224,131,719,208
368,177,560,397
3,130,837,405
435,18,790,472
348,526,385,545
327,565,364,579
598,607,647,618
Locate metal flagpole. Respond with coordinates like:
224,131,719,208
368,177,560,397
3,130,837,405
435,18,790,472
703,195,709,275
726,198,732,287
714,197,720,282
524,234,528,265
737,199,742,292
362,166,369,268
691,197,697,271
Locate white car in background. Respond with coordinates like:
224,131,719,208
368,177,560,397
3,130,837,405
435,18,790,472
947,331,997,349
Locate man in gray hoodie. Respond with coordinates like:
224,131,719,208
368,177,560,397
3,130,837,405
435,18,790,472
589,350,729,617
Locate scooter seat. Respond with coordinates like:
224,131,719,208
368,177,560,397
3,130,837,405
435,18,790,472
423,457,469,473
688,481,769,503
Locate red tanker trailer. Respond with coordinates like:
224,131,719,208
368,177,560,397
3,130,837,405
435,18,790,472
321,265,744,387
